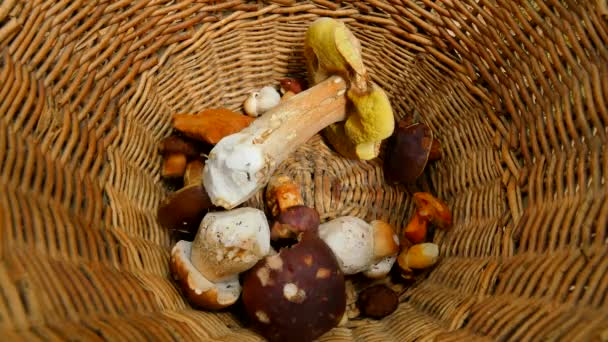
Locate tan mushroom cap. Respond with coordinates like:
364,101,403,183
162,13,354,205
370,220,400,259
170,240,241,310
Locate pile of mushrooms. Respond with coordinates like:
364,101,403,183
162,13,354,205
156,17,453,341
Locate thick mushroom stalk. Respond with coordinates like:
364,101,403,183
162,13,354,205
203,76,348,209
190,207,271,282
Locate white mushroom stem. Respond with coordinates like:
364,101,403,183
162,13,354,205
362,255,397,279
203,76,348,209
191,207,271,282
317,216,399,276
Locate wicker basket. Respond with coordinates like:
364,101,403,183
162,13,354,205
1,0,607,340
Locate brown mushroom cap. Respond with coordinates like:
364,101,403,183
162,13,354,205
157,184,213,233
271,205,320,240
241,232,346,342
170,240,241,310
383,122,434,184
159,135,203,158
357,284,398,319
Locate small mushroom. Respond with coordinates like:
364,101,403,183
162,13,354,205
264,175,319,241
170,240,241,310
397,242,439,272
317,217,399,277
265,175,304,217
157,184,213,233
402,209,428,245
161,153,187,178
357,284,399,319
278,78,306,102
159,135,202,158
414,192,452,229
190,207,271,282
279,78,306,95
184,159,205,186
159,135,201,179
383,122,442,184
241,232,346,342
244,86,281,117
271,205,320,241
403,192,452,244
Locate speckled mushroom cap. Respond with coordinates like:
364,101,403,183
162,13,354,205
241,232,346,342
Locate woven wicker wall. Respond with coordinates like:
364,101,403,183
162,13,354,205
0,0,606,341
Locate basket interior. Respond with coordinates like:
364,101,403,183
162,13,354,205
0,1,607,341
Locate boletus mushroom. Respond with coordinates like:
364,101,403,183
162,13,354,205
317,217,400,278
244,86,281,117
383,121,442,184
170,240,241,310
202,17,395,210
397,242,440,273
241,232,346,342
265,175,320,241
357,284,399,319
159,135,202,179
402,192,452,244
190,207,271,282
278,78,307,101
157,184,213,234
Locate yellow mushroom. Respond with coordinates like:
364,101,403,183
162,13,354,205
304,17,395,160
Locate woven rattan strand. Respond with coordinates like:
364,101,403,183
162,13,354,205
0,0,607,341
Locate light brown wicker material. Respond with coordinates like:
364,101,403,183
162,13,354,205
1,0,607,340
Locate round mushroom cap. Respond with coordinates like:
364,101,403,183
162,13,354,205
357,284,399,319
241,232,346,342
170,240,241,310
318,216,374,275
383,122,434,184
271,205,321,240
370,220,400,259
157,184,213,233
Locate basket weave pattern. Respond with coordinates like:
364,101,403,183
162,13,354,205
0,0,607,340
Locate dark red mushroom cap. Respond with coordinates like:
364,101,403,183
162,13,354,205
383,122,434,184
270,205,320,240
241,232,346,342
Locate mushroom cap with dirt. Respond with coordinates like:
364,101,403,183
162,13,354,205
241,231,346,342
